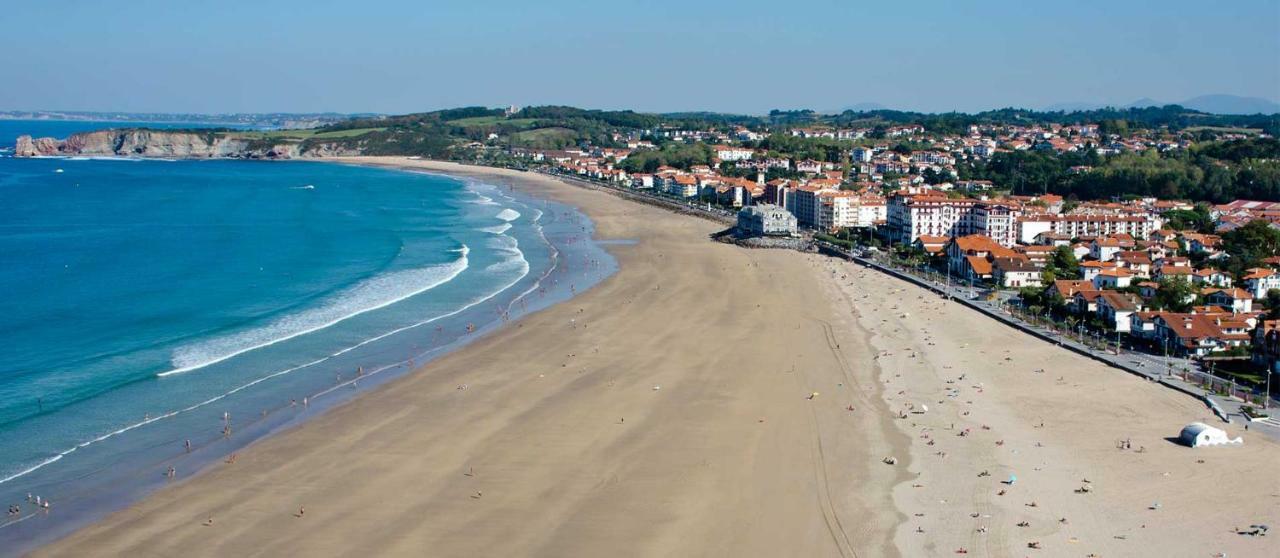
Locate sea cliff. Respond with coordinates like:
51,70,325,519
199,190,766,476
14,129,361,159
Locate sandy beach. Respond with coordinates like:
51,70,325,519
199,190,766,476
35,158,1280,557
36,159,904,557
817,255,1280,557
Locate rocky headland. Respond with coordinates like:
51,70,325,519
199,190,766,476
14,129,361,159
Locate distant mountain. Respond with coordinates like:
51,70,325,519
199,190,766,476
1039,95,1279,115
1179,94,1280,115
1125,98,1162,109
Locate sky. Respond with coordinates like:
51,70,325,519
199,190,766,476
2,0,1278,115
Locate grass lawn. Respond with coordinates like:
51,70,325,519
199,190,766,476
1184,126,1263,135
446,116,539,129
512,127,576,142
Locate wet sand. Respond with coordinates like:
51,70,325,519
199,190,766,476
38,159,905,557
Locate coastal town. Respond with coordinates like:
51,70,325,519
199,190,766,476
482,117,1280,420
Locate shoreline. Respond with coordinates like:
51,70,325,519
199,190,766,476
0,159,615,555
32,157,906,557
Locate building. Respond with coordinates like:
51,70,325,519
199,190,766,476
946,234,1017,281
790,185,835,229
1017,214,1157,244
1203,288,1253,313
1153,312,1252,357
1241,268,1280,299
888,194,977,244
993,256,1042,288
1093,268,1135,290
714,145,754,162
1096,291,1144,332
887,194,1021,247
737,204,798,237
914,235,950,256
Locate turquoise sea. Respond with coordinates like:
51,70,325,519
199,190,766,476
0,121,614,553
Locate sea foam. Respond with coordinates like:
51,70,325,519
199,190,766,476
159,246,470,377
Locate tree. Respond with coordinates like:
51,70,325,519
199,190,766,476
1266,289,1280,320
1223,219,1280,268
1162,206,1213,233
1154,277,1197,312
1051,246,1080,278
922,168,947,185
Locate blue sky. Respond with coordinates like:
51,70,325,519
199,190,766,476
2,0,1277,114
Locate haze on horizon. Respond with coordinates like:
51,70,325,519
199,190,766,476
2,0,1277,115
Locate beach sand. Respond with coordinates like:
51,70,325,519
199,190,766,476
37,159,904,557
36,158,1279,557
816,255,1280,557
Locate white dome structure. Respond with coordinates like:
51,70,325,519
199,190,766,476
1178,422,1242,448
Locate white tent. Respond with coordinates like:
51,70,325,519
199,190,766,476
1178,422,1242,448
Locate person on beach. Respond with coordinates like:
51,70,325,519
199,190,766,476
298,506,305,517
185,439,192,452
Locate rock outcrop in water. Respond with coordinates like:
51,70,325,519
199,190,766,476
14,129,362,159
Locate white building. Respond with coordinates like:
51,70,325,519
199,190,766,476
887,194,1018,247
1242,268,1280,299
714,146,754,162
1017,214,1157,244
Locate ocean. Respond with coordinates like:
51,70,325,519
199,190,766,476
0,121,615,552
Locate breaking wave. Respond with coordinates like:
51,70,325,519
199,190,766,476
158,246,470,377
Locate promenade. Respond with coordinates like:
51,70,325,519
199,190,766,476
815,240,1280,440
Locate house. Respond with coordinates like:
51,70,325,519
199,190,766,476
1153,313,1249,357
1090,237,1125,262
1184,233,1223,256
1129,311,1161,340
668,174,698,198
1155,265,1193,282
1017,245,1056,268
1079,260,1116,281
946,234,1016,280
1136,281,1161,299
714,145,754,162
993,256,1042,288
1047,279,1092,301
1096,291,1144,332
1093,267,1135,290
1070,290,1103,314
1113,251,1152,277
913,235,950,256
1033,232,1073,246
1191,268,1233,288
795,159,824,174
1203,288,1253,313
1241,267,1280,299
